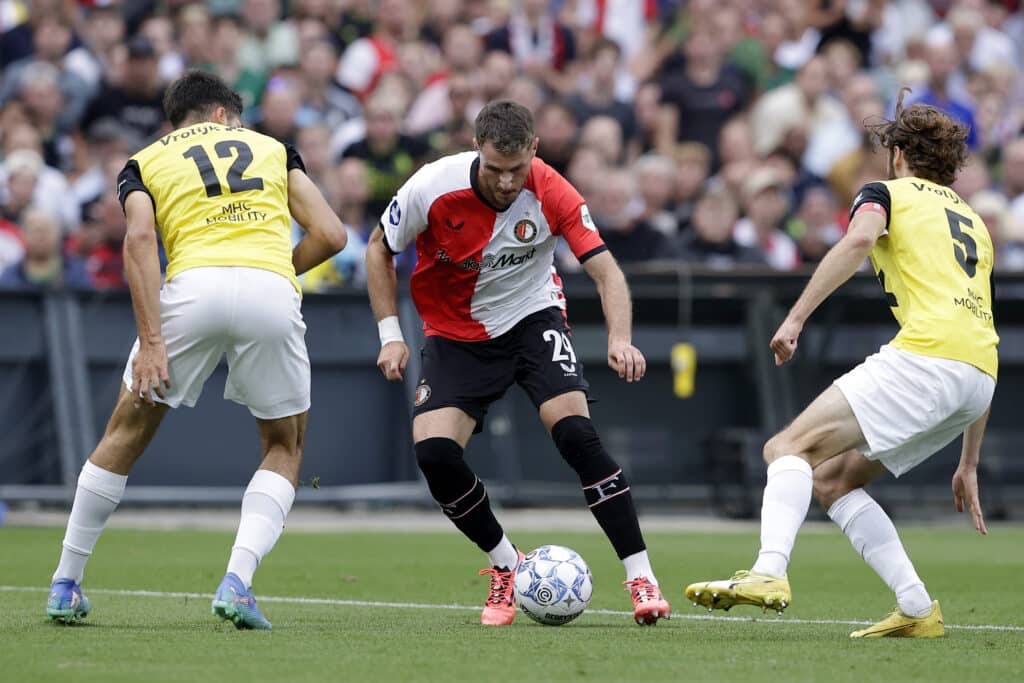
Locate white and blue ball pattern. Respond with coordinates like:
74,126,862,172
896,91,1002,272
513,545,593,625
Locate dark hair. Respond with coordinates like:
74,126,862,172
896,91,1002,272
589,36,622,60
474,100,535,154
163,70,244,128
866,87,969,186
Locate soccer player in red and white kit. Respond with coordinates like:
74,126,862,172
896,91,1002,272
365,100,670,626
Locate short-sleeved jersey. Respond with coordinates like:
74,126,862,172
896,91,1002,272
381,152,606,341
850,177,999,379
117,122,305,292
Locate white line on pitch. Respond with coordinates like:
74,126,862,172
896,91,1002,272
2,585,1021,632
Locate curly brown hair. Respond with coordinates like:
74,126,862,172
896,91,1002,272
866,88,969,186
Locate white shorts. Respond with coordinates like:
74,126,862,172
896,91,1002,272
123,266,310,419
833,345,994,477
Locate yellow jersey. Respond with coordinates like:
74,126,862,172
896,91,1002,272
850,177,998,379
117,122,303,292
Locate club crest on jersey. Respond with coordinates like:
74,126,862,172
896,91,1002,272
389,199,401,226
414,383,431,407
514,218,538,243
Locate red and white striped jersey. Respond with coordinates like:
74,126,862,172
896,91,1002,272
381,151,607,342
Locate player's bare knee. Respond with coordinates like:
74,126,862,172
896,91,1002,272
762,434,790,464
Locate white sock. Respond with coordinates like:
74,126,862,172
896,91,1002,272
486,534,519,570
751,455,813,578
226,469,296,588
827,489,932,617
53,461,127,584
623,550,657,585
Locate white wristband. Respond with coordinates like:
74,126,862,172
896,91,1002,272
378,316,405,346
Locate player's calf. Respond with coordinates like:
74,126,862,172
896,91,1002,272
415,438,504,553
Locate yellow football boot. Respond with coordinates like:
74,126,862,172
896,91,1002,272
850,600,944,638
685,570,792,614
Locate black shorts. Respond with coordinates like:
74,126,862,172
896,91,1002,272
413,307,590,432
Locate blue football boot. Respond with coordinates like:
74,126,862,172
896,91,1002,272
47,578,91,623
211,573,272,630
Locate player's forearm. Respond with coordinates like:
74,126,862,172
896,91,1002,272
788,236,873,324
123,228,164,345
292,234,343,276
595,266,633,343
366,245,400,322
959,405,991,469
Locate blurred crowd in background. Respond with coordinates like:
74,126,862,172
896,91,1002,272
1,0,1024,292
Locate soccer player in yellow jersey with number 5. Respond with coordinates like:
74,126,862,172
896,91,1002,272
45,71,347,630
686,90,998,638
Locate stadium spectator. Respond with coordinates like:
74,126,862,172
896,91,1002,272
9,62,77,170
787,184,843,263
1,123,79,233
69,119,142,228
579,115,623,166
176,4,214,71
565,145,606,203
295,123,335,197
672,142,711,232
335,0,407,98
734,167,800,271
341,89,431,218
503,75,545,117
676,186,765,269
138,13,180,84
80,35,167,143
953,154,992,202
237,0,299,78
201,10,266,111
423,69,476,156
1002,138,1024,205
485,0,577,94
76,154,128,289
655,30,750,167
405,23,480,135
0,207,88,289
945,5,1016,73
591,167,671,264
254,75,303,146
74,3,126,89
478,49,516,103
566,37,635,141
749,56,846,159
0,21,94,137
0,147,41,224
534,101,578,177
299,157,372,292
910,30,977,148
297,38,361,131
633,154,677,237
0,212,21,272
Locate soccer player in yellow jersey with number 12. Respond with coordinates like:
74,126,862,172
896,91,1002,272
45,71,347,630
686,89,999,639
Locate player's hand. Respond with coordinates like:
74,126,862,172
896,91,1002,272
952,466,987,535
377,341,409,382
608,339,646,382
131,340,170,407
770,317,803,366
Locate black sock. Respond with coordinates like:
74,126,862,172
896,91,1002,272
415,437,503,553
552,416,646,559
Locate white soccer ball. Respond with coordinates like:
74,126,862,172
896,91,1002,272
514,545,593,625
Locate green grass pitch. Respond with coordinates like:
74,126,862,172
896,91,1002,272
1,525,1022,682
